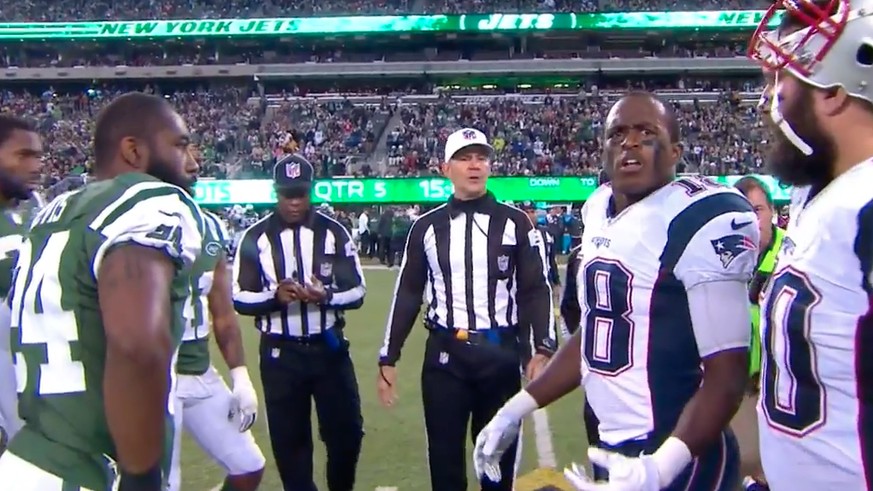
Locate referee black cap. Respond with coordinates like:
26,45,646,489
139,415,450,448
273,154,314,191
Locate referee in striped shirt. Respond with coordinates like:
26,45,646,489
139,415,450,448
232,154,366,491
377,128,557,491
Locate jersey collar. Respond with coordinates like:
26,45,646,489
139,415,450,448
448,191,497,218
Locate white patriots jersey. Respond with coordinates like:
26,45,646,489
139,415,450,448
577,177,758,445
757,160,873,490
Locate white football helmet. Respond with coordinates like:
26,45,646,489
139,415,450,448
749,0,873,102
749,0,873,154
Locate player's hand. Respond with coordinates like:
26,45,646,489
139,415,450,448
473,410,522,483
525,353,550,381
276,280,300,305
563,448,660,491
229,367,258,432
377,366,398,408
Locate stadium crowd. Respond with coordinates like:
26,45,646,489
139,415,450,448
385,91,765,178
0,80,766,191
0,0,771,22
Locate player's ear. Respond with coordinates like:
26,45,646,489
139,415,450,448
118,136,146,169
816,85,850,118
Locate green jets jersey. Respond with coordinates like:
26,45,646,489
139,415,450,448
0,210,25,298
7,173,204,491
177,210,231,376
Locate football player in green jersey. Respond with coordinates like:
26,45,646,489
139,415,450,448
0,92,205,491
167,168,264,491
0,115,44,449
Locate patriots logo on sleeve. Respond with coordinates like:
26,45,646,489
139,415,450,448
710,234,756,269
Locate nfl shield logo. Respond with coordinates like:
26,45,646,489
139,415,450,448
320,262,333,277
497,255,509,272
439,352,449,364
462,129,477,140
285,162,301,179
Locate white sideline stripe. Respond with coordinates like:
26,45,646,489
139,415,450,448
208,484,222,491
532,408,557,469
375,487,398,491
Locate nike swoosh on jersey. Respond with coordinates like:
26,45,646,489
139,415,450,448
731,219,753,230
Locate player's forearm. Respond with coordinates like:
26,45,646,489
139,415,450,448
213,316,246,369
672,349,748,455
104,333,171,473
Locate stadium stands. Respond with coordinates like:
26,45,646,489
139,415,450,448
385,91,764,177
0,0,770,21
1,87,263,188
1,79,766,187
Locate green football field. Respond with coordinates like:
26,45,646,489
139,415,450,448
179,268,590,491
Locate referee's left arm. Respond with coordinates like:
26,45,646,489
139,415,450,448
515,215,557,358
323,223,366,311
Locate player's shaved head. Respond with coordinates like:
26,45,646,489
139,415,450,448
92,92,198,193
93,92,174,170
616,91,681,143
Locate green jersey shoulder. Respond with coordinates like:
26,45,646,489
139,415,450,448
7,172,205,491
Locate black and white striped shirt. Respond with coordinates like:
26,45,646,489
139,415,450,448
232,211,366,337
379,192,556,366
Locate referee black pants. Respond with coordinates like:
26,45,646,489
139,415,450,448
259,334,364,491
421,330,522,491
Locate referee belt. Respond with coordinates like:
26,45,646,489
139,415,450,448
261,328,344,350
425,321,517,346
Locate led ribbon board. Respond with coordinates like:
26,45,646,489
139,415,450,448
0,10,782,40
193,174,791,205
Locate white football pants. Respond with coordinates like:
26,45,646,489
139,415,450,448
167,366,265,491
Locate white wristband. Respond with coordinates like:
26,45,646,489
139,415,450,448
652,437,692,487
229,366,253,387
499,390,540,421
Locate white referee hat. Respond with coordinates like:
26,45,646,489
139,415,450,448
444,128,493,163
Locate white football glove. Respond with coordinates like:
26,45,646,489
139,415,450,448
473,390,539,483
564,438,692,491
473,412,521,483
229,367,258,432
563,449,660,491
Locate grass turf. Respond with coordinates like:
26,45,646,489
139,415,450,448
179,269,589,490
